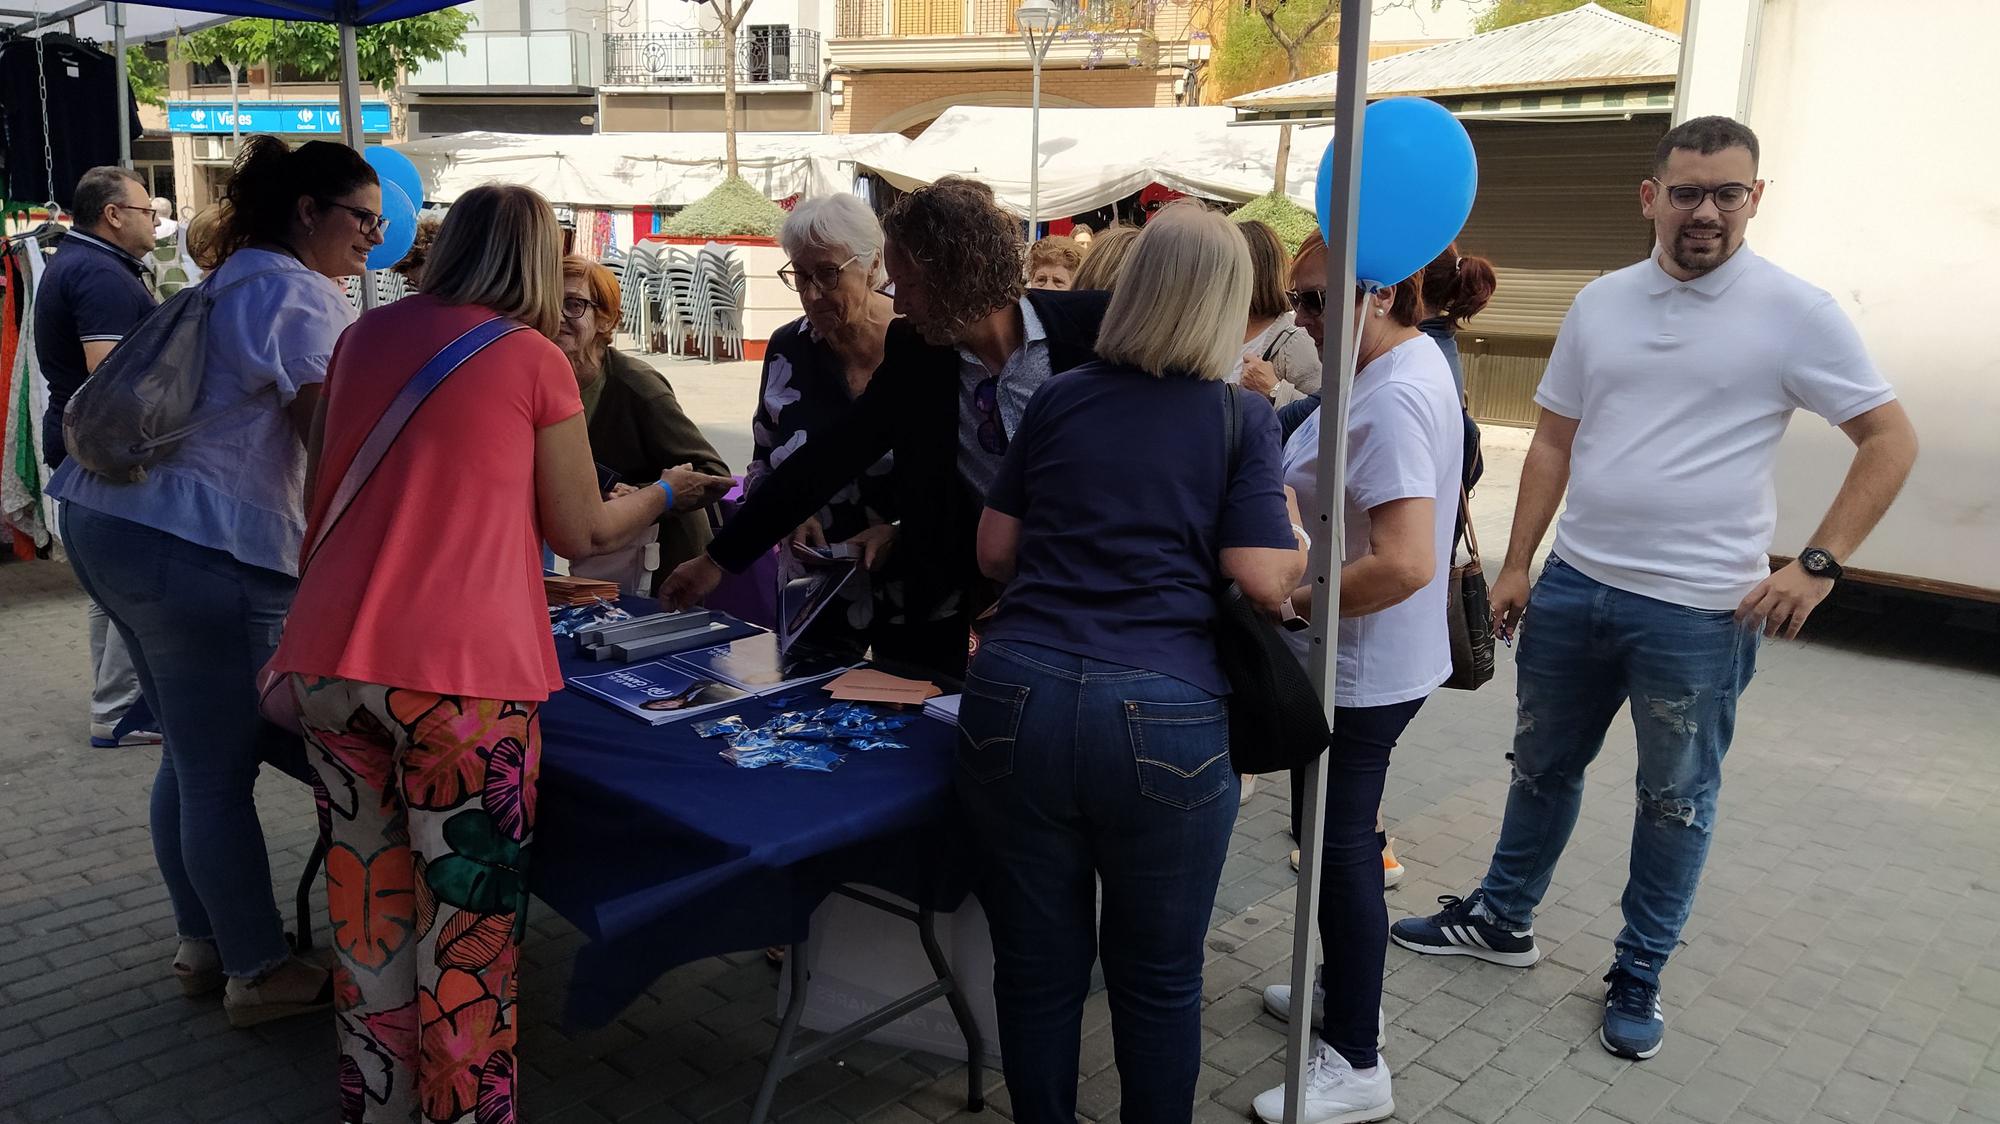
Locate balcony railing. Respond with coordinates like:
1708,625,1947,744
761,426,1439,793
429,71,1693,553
834,0,1141,38
407,30,593,90
604,28,821,87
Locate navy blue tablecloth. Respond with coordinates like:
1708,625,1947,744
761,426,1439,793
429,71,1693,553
530,607,972,1028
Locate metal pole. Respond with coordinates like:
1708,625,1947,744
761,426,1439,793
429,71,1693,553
1028,50,1041,236
1283,0,1368,1118
110,2,130,168
338,20,376,309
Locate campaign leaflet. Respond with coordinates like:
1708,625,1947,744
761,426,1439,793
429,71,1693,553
778,542,859,654
667,632,852,695
567,661,749,725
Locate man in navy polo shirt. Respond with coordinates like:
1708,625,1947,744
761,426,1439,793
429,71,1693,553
35,165,162,748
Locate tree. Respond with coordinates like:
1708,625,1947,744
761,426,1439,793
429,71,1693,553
126,46,168,109
1210,0,1343,194
683,0,755,179
1474,0,1646,32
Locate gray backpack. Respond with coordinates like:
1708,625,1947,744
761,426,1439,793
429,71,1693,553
61,268,279,484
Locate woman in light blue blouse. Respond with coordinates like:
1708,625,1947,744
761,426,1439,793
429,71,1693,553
50,135,382,1028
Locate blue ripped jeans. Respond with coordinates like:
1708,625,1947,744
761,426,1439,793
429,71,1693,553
956,641,1238,1124
1479,556,1758,981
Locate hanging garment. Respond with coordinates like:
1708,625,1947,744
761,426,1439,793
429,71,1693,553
0,36,144,209
2,236,50,544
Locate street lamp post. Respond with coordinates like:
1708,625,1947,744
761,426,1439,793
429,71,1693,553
1015,0,1064,236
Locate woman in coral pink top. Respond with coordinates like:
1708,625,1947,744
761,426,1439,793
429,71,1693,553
268,184,729,1124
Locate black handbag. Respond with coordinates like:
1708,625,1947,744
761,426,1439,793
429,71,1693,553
1444,486,1496,691
1211,383,1331,775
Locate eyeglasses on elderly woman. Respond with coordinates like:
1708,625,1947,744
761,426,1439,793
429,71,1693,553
777,255,859,293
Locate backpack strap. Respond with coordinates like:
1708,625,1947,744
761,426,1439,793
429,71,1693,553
301,316,527,571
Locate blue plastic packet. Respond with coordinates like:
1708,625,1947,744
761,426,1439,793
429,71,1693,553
692,715,749,739
844,737,908,752
781,745,845,772
721,745,792,769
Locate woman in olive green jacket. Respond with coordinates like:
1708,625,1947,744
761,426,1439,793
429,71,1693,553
559,254,730,574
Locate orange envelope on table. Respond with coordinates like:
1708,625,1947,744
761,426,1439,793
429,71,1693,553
823,669,942,707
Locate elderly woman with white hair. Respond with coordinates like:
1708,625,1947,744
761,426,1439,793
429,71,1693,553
960,202,1308,1124
745,192,901,658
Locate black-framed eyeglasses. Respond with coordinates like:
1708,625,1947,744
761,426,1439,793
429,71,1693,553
322,200,390,236
974,375,1007,456
562,296,600,321
778,255,859,293
111,203,160,226
1286,288,1327,317
1650,178,1755,213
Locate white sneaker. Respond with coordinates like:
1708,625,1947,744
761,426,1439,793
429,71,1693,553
1263,984,1386,1048
1252,1041,1394,1124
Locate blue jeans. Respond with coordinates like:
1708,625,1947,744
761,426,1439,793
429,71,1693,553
956,641,1239,1124
62,504,311,979
1479,556,1758,980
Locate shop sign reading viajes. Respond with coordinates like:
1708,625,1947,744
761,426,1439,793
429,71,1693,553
166,101,393,135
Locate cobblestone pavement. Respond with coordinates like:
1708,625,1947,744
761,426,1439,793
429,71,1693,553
4,424,1999,1123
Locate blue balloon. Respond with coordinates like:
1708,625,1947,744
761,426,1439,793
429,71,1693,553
1316,97,1479,288
365,181,418,271
365,145,427,215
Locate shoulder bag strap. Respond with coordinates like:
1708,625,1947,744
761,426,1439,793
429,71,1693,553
301,316,527,571
1455,484,1481,566
1261,326,1300,364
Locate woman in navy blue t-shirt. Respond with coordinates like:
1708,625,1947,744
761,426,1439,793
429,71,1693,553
959,204,1308,1123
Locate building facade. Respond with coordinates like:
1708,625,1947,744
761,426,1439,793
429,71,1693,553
826,0,1200,135
162,54,394,213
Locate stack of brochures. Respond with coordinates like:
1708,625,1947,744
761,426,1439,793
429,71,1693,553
568,631,853,725
922,694,962,725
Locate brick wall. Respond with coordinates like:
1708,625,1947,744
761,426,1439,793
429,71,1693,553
831,65,1179,134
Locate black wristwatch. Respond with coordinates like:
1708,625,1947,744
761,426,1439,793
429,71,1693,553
1799,547,1844,582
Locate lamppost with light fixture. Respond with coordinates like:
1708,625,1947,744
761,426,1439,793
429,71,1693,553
1016,0,1068,236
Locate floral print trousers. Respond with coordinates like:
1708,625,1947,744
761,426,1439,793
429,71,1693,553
295,676,539,1124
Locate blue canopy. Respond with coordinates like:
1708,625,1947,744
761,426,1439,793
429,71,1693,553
3,0,460,39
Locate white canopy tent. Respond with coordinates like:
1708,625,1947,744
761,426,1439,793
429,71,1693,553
858,105,1327,217
392,130,912,210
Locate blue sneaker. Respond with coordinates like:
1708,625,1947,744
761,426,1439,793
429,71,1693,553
1389,890,1541,968
1601,963,1665,1059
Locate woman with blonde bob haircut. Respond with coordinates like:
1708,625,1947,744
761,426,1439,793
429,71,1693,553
268,183,731,1122
958,201,1308,1124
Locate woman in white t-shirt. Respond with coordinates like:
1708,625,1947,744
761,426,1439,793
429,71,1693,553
1234,220,1323,406
1250,231,1465,1124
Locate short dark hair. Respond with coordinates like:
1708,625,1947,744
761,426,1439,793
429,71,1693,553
1655,116,1760,174
73,166,145,232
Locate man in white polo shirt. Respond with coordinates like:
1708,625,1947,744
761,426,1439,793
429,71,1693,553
1391,116,1918,1062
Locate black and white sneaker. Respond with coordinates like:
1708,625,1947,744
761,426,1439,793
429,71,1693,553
1389,890,1541,968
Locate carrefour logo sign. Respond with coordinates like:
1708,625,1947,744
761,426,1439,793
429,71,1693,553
166,101,389,135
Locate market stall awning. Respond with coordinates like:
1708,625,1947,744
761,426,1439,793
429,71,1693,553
1227,2,1679,123
393,131,913,210
856,105,1325,217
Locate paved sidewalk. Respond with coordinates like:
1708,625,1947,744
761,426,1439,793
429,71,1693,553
4,421,1999,1122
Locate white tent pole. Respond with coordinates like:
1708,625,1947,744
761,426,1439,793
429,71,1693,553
337,19,375,309
111,2,130,168
1283,0,1368,1117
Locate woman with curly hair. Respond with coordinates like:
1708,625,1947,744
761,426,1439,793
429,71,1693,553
660,176,1110,675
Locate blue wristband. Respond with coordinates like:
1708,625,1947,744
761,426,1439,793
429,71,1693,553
656,477,674,511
